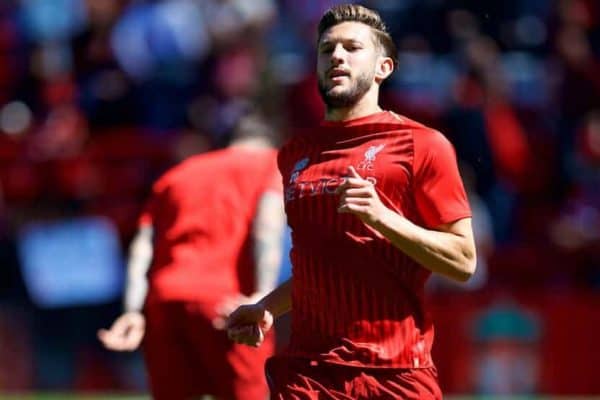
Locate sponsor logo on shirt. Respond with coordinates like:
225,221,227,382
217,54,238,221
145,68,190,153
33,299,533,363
289,157,310,183
357,144,385,170
285,176,377,203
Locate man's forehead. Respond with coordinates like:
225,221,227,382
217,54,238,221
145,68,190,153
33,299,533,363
319,21,374,44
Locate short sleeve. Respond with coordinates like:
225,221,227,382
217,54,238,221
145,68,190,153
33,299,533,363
413,129,471,228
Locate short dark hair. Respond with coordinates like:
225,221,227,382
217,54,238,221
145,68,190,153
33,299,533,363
317,4,398,68
231,112,279,146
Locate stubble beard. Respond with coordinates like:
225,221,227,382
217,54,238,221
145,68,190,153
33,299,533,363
318,71,373,109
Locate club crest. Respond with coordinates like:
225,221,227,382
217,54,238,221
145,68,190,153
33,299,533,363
357,144,385,170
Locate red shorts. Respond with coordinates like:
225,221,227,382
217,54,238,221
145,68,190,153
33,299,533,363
143,301,274,400
265,355,442,400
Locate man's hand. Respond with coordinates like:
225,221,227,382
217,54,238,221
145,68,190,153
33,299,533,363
97,311,145,352
337,166,389,226
212,293,260,330
225,303,273,347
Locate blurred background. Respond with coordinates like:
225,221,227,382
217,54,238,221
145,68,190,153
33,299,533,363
0,0,599,397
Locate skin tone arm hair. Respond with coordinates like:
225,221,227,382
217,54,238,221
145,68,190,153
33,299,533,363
252,190,286,298
124,226,154,312
97,226,153,351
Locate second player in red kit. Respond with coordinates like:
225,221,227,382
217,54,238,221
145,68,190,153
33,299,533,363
99,114,285,400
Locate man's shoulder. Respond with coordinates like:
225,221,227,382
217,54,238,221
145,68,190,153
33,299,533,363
375,111,445,144
154,150,221,186
377,113,454,162
412,126,452,151
384,111,435,132
165,152,210,176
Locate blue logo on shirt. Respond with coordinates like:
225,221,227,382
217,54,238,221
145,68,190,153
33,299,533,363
290,157,310,183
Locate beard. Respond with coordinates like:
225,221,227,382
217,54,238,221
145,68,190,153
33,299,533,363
318,71,373,109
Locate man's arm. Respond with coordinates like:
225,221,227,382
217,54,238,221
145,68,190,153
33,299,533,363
226,279,292,347
257,278,292,318
370,213,475,282
124,226,154,312
98,226,153,351
338,166,476,282
251,190,286,299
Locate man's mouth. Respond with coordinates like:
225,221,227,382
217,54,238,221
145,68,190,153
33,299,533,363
329,69,350,79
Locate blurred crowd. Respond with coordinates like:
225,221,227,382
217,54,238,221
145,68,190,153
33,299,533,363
0,0,599,395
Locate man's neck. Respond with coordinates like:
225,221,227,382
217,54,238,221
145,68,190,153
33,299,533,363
324,88,383,122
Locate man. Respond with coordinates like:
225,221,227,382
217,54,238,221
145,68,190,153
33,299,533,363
98,114,286,400
226,5,476,399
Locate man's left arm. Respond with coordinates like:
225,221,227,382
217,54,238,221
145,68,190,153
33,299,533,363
338,166,476,282
252,189,286,298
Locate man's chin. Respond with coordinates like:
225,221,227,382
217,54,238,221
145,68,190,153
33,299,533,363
322,93,356,108
318,83,363,108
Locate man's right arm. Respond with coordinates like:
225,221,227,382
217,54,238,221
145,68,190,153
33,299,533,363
124,225,154,312
98,225,153,351
226,279,292,347
251,190,286,301
257,278,292,318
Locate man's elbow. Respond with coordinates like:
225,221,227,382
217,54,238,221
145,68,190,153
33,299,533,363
457,251,477,283
455,247,477,283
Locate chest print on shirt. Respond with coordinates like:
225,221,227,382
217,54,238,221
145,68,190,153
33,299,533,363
285,164,378,204
357,144,385,170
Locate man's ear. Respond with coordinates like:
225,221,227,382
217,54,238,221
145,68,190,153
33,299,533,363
375,57,394,83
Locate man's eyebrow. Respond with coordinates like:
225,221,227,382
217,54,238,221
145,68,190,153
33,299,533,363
319,38,365,47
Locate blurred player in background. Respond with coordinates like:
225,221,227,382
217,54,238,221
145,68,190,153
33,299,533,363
226,4,476,399
98,113,285,400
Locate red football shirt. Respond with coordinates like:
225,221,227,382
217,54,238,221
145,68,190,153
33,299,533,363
278,110,471,368
140,147,281,304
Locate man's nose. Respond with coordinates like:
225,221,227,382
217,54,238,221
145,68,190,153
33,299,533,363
330,44,346,65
